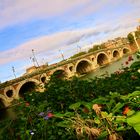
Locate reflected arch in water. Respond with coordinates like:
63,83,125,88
75,59,92,75
96,52,109,66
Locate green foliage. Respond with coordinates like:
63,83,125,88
130,61,140,70
1,61,140,139
88,45,102,53
70,51,86,59
127,33,134,44
55,91,140,140
127,112,140,135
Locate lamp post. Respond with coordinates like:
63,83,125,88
30,57,36,66
32,49,39,67
59,49,64,60
12,66,16,78
77,45,81,52
131,31,140,51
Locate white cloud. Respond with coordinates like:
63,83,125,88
0,28,101,65
0,11,138,67
0,0,92,29
2,0,136,29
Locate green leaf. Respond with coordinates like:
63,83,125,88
92,97,107,104
112,102,125,114
116,126,126,131
115,116,126,123
94,118,101,124
63,112,74,117
57,120,71,128
54,113,65,118
97,130,108,140
101,111,108,118
127,110,135,116
69,102,82,110
127,91,140,98
82,102,92,111
127,111,140,135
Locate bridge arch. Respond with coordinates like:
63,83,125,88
75,59,92,75
40,73,47,83
112,50,120,59
96,52,109,66
16,79,40,98
51,69,67,79
122,47,130,55
68,64,74,72
4,86,16,100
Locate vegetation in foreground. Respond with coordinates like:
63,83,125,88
0,60,140,140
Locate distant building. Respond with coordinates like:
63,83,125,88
114,37,128,47
24,64,48,75
103,37,128,48
25,66,37,74
103,39,116,48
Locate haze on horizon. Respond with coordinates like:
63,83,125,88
0,0,140,82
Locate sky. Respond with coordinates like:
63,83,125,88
0,0,140,82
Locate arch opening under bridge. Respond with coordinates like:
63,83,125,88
6,90,14,98
51,69,67,79
97,53,109,66
123,48,130,54
76,60,92,75
113,50,120,58
18,81,38,98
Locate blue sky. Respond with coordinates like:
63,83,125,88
0,0,140,82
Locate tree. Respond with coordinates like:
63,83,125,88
88,45,100,53
70,52,86,59
127,33,134,44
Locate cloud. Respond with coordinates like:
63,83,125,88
0,28,102,65
2,0,136,29
0,12,138,67
0,0,92,29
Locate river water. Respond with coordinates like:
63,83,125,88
82,54,138,80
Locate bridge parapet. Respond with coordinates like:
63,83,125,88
0,45,135,89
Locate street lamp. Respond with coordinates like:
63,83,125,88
12,66,16,78
30,57,36,66
77,45,81,52
59,49,65,60
131,31,140,51
32,49,39,67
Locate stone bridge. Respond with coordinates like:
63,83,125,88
0,45,136,107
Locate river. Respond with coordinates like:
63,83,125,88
82,54,138,80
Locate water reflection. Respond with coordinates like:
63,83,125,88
82,54,138,79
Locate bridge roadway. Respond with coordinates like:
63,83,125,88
0,45,137,106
